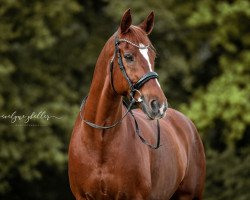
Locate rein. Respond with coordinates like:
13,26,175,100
79,35,161,149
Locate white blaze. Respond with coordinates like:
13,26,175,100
139,43,162,88
139,43,152,71
156,80,161,88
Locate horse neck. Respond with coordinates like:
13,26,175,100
82,40,123,134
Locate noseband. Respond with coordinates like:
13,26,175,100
80,35,161,149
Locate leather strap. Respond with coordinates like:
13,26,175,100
80,96,161,149
133,71,158,90
123,101,161,149
80,97,135,129
113,36,159,99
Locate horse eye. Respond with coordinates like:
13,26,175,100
124,53,134,62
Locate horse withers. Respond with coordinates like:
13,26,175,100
68,9,206,200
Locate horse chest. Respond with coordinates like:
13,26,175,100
73,147,151,200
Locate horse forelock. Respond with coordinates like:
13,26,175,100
122,25,151,46
105,25,156,59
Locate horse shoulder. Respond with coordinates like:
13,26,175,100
164,108,206,198
164,108,201,147
163,108,205,168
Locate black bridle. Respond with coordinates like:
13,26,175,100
110,36,159,102
80,35,161,149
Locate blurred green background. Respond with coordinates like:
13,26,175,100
0,0,249,199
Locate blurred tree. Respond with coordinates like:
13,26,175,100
181,1,250,199
1,0,85,199
0,0,249,199
182,0,250,146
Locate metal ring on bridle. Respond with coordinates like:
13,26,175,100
132,89,143,103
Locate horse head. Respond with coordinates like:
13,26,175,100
110,9,168,120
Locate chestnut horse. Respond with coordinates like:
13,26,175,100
69,9,205,200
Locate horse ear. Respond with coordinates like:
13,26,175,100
139,11,154,35
119,9,132,34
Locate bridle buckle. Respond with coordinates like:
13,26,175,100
132,89,143,103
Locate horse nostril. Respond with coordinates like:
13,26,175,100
150,100,159,113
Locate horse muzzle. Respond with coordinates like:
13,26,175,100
140,97,168,120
